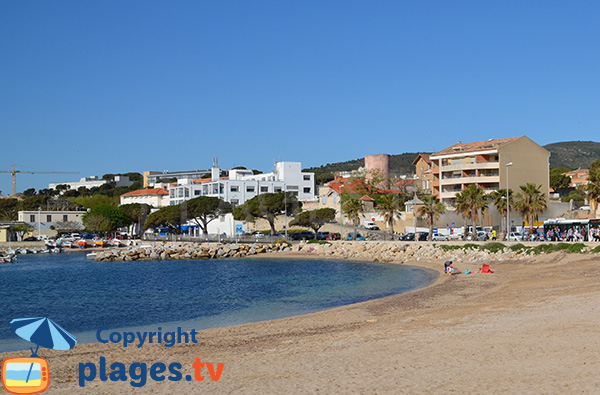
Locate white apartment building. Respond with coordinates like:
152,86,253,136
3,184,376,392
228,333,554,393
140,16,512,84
49,175,133,191
169,161,316,206
120,188,170,208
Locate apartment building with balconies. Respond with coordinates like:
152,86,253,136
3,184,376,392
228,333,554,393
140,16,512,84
430,136,550,207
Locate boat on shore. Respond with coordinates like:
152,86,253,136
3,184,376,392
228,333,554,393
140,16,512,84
93,238,107,247
1,254,17,263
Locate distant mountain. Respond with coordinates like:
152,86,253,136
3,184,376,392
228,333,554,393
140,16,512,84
544,141,600,169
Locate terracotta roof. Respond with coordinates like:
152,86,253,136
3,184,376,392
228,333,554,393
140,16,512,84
192,176,229,184
397,179,416,188
359,195,375,201
121,188,168,197
431,137,520,157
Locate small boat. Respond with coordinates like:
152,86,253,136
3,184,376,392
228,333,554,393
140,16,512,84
86,252,97,260
51,247,64,254
77,239,88,248
111,239,123,247
16,249,29,254
1,254,17,263
93,239,107,247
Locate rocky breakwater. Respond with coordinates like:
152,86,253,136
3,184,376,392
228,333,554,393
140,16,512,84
291,241,530,264
94,242,292,262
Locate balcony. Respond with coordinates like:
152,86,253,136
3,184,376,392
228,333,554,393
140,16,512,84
439,161,499,172
440,175,500,186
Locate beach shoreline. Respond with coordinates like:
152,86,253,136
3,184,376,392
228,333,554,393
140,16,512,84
2,248,600,393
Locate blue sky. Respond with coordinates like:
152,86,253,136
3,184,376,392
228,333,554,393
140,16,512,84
1,1,599,193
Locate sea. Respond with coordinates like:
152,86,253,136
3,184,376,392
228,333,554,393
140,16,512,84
0,251,437,352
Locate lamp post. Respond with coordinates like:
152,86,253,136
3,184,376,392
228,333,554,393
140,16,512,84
284,183,288,240
37,207,41,240
506,162,513,239
339,185,344,239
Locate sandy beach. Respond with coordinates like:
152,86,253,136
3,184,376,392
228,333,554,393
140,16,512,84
2,249,600,394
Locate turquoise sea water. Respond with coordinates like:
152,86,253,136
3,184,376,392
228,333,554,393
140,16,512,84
0,251,437,352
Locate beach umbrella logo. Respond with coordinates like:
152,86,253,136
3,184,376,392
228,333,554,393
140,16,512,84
1,317,77,394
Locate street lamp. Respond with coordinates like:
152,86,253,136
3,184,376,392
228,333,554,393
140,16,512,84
339,185,344,239
284,183,288,240
37,207,41,240
506,162,513,239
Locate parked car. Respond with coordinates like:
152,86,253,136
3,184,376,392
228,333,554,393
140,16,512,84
466,231,488,241
23,236,38,241
363,221,379,230
432,233,449,241
289,231,316,241
416,232,429,241
506,232,523,241
328,232,341,240
400,233,415,241
317,231,330,240
347,232,366,241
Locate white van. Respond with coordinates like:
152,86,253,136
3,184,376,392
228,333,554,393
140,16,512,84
363,221,379,230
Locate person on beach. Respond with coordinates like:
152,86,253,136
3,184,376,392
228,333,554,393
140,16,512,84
444,261,453,275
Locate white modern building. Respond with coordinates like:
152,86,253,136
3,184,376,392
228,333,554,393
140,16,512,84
169,161,316,206
49,175,133,191
120,188,170,208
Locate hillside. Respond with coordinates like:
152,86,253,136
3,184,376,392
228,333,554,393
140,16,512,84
544,141,600,169
305,152,422,177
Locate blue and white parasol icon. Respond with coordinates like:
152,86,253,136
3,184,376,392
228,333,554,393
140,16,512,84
10,317,77,356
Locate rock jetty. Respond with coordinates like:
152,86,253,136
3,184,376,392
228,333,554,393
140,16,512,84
93,242,292,261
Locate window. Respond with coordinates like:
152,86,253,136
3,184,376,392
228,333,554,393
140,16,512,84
231,199,239,206
30,214,35,222
246,186,255,192
260,186,269,193
303,175,311,181
274,187,282,193
194,190,201,196
47,215,52,222
230,186,239,192
303,187,311,194
63,215,68,222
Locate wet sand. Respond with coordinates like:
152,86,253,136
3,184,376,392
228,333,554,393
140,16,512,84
2,251,600,394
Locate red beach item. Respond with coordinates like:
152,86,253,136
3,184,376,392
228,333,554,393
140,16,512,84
480,264,493,273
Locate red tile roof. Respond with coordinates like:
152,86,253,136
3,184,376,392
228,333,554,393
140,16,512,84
359,195,375,201
432,137,520,156
192,176,229,184
121,188,168,197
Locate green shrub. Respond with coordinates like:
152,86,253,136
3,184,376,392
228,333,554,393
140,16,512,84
462,243,479,250
509,243,530,253
590,245,600,254
531,244,556,255
481,242,506,253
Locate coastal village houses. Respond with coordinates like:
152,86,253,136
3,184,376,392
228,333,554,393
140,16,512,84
429,136,550,208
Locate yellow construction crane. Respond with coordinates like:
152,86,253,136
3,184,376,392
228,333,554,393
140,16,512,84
0,164,80,196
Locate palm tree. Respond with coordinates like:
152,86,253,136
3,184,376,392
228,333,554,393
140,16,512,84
454,185,488,240
378,194,402,240
342,193,364,240
489,189,513,236
418,195,446,241
587,181,600,218
513,183,547,236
